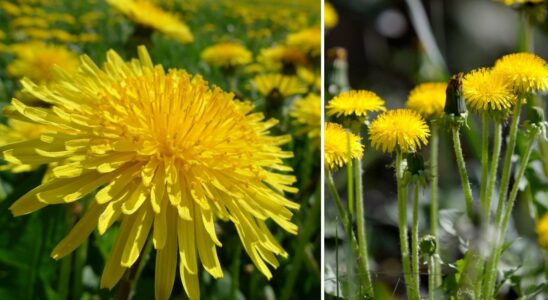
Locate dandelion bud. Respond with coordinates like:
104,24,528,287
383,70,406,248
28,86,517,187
419,235,437,257
444,73,467,117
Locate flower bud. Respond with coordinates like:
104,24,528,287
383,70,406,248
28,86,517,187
420,235,437,256
444,72,467,117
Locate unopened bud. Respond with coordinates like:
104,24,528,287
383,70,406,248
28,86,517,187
420,235,437,256
444,73,467,117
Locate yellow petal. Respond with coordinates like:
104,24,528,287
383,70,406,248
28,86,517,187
100,215,133,289
37,171,120,204
178,209,197,274
154,209,177,300
120,206,153,267
121,184,147,215
150,161,166,213
153,198,168,249
180,265,200,300
195,204,223,278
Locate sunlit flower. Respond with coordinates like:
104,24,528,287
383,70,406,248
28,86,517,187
326,90,386,118
325,2,338,29
369,109,430,153
6,42,80,83
201,42,252,68
536,212,548,249
258,45,309,72
290,94,321,138
251,74,307,98
4,46,298,300
108,0,193,43
324,122,363,170
406,82,447,117
463,68,516,111
286,26,321,58
493,52,548,94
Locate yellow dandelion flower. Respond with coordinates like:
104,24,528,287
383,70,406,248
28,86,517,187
201,42,252,68
0,1,21,16
536,212,548,249
6,42,80,83
251,74,307,98
108,0,193,43
369,109,430,153
493,52,548,93
324,122,364,170
499,0,543,5
290,94,321,138
406,82,447,117
325,2,338,29
257,45,309,72
326,90,386,118
463,68,516,111
286,26,321,57
4,46,298,300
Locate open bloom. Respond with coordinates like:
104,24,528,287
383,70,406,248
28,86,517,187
108,0,193,43
290,93,321,138
201,42,253,68
326,90,386,118
324,2,338,29
251,74,307,98
285,26,321,57
369,109,430,153
3,46,298,300
493,52,548,94
324,122,363,170
463,68,517,112
406,82,447,117
257,45,309,72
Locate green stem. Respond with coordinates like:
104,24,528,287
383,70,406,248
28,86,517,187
451,126,474,219
230,244,242,300
480,114,490,218
428,256,435,300
396,152,418,300
347,151,354,219
72,240,88,300
411,184,421,298
351,123,374,297
429,123,441,286
279,187,321,300
485,129,538,299
485,121,502,222
57,254,72,300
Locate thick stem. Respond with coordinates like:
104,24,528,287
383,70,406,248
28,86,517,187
428,256,435,300
411,184,421,298
451,126,474,219
429,123,441,286
485,121,502,222
396,152,418,299
485,130,538,299
480,114,490,218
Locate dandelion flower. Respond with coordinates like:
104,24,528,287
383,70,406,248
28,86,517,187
201,42,252,68
108,0,193,43
325,2,338,29
6,42,79,83
251,74,307,98
4,46,299,300
463,68,517,111
369,109,430,153
326,90,386,118
536,212,548,249
324,122,363,170
290,94,321,138
406,83,447,117
499,0,544,6
493,52,548,94
257,45,308,73
286,26,321,58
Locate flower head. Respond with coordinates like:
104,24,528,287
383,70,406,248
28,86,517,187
290,94,321,138
493,52,548,93
406,82,447,117
369,109,430,153
324,122,363,170
201,42,253,68
251,74,307,98
536,212,548,249
257,45,308,73
463,68,517,112
324,2,338,29
108,0,193,43
326,90,386,118
4,46,298,300
286,26,321,57
6,42,79,83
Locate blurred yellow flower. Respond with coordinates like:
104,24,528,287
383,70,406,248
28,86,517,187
6,42,80,83
286,26,321,57
499,0,544,5
297,67,321,90
494,52,548,94
201,42,252,68
369,109,430,153
4,46,298,300
536,212,548,249
325,122,363,170
108,0,193,43
463,68,516,111
325,2,338,29
326,90,386,118
252,74,307,98
406,82,447,117
290,94,321,138
258,45,309,72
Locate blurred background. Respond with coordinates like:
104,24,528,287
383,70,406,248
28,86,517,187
324,0,547,298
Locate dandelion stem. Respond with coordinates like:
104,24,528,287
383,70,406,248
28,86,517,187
230,243,242,300
480,114,490,218
396,151,418,300
347,152,354,219
451,126,474,219
411,183,421,299
351,123,374,297
429,122,441,286
428,255,435,300
485,128,538,299
485,121,502,222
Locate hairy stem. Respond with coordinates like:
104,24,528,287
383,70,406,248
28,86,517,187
451,126,474,219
